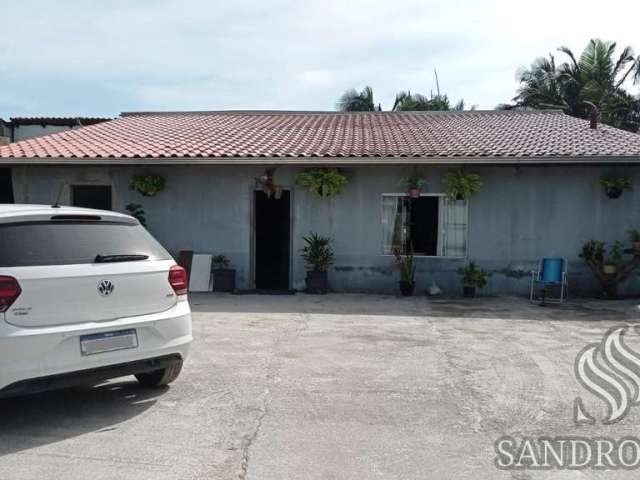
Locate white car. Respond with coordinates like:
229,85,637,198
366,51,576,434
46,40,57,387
0,204,192,397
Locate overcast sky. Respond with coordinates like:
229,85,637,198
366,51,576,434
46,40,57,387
1,0,639,117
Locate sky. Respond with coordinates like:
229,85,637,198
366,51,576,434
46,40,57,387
1,0,640,118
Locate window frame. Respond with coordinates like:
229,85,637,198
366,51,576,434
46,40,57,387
71,183,113,211
380,192,469,259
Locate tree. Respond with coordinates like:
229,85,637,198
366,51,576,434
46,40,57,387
513,39,640,132
514,55,567,109
336,86,380,112
392,91,467,111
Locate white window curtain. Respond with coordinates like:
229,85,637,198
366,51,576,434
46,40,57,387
442,198,468,257
382,196,406,254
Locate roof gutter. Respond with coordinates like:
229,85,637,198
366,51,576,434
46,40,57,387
0,155,640,166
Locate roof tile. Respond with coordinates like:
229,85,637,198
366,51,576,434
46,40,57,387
1,110,640,161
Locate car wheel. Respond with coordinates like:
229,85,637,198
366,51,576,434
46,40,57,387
135,360,183,387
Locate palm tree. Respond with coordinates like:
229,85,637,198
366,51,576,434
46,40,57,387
513,39,639,131
336,86,380,112
514,54,567,109
392,91,466,111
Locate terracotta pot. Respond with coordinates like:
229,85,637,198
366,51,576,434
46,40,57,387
408,188,421,198
603,264,617,275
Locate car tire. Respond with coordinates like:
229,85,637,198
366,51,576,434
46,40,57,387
135,360,183,387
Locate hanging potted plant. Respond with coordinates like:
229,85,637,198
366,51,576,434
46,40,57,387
458,261,489,298
392,248,416,296
600,176,631,199
129,174,166,197
603,241,625,275
212,255,236,293
629,229,640,251
300,232,335,294
400,171,426,198
296,168,348,198
445,169,482,201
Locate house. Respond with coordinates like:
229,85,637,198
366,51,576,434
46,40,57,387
1,109,640,295
0,116,110,144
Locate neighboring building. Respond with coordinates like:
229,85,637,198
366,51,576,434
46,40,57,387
1,110,640,295
0,117,110,143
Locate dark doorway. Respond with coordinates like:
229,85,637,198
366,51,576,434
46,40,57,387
254,190,290,291
407,196,439,256
0,168,14,203
72,185,112,210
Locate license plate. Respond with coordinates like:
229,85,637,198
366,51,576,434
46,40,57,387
80,329,138,356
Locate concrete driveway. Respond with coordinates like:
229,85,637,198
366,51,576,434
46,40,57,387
1,293,640,479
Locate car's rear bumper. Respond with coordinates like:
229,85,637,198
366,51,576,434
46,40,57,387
0,354,183,398
0,299,192,395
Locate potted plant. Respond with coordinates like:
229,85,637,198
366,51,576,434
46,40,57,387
603,241,625,275
212,255,236,292
392,248,416,296
628,229,640,251
600,176,631,199
445,169,482,201
295,168,348,198
580,239,639,299
458,261,489,298
129,174,166,197
580,240,605,265
125,203,146,226
400,170,426,198
300,232,334,294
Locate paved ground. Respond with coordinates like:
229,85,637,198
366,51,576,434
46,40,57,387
2,294,640,479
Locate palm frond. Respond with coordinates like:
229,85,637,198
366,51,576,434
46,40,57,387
336,86,376,112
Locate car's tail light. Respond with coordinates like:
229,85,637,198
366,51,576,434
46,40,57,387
169,265,188,296
0,276,21,313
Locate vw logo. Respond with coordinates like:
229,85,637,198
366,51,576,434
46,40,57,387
97,279,115,297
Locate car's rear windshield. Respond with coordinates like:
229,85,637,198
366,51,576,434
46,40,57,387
0,221,172,267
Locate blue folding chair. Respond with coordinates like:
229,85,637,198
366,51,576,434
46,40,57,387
530,258,568,305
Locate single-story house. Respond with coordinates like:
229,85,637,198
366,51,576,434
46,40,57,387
1,109,640,296
0,117,110,144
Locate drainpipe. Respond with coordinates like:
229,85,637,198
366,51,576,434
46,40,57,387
583,102,598,130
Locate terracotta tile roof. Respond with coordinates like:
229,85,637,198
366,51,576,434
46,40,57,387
8,117,111,127
1,110,639,162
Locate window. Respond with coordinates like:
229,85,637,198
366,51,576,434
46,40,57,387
0,168,14,203
382,194,468,257
0,221,170,267
72,185,112,210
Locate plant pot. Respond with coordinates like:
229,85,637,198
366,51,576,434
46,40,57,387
602,264,617,275
399,280,415,296
632,241,640,252
306,270,329,294
605,187,623,199
213,268,236,292
463,285,476,298
408,188,421,198
603,283,619,299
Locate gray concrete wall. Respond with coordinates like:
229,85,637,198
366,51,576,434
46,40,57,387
8,164,640,296
11,124,77,142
